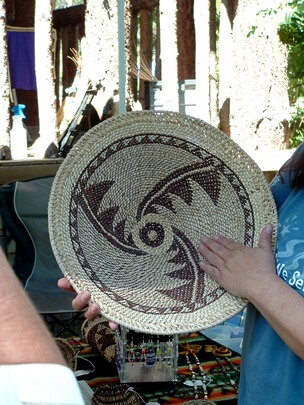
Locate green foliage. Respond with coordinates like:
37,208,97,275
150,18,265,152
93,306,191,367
247,25,258,37
247,7,281,37
290,99,304,148
248,2,304,146
54,0,84,10
277,1,304,146
278,21,304,46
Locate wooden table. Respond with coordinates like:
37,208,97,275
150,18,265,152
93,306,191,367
0,158,63,185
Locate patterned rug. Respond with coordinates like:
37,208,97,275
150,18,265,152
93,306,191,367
65,331,240,404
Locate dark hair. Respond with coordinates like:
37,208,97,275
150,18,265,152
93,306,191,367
279,147,304,188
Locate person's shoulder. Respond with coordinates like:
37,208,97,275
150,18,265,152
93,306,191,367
270,143,304,209
289,142,304,163
269,170,292,210
295,141,304,153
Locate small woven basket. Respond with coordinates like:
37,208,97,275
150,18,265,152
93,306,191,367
81,316,117,364
55,338,77,371
92,383,143,405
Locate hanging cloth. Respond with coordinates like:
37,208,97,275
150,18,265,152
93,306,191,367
7,26,36,91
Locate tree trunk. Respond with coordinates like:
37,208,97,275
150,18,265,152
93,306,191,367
176,0,195,81
194,0,210,121
124,0,137,111
33,0,58,158
218,0,237,136
83,0,119,117
0,0,11,154
154,4,161,81
159,0,179,111
230,0,290,152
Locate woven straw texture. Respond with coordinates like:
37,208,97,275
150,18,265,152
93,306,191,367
48,110,278,335
91,384,143,405
55,338,77,371
81,316,117,364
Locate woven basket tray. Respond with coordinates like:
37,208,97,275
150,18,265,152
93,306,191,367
48,110,277,335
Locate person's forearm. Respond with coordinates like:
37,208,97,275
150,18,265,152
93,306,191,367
0,249,65,365
247,273,304,360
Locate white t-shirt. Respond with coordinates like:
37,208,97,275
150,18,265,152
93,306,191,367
0,363,84,404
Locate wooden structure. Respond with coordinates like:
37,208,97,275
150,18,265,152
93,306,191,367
6,2,86,137
5,0,196,140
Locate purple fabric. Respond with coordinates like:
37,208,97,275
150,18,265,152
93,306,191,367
7,31,36,91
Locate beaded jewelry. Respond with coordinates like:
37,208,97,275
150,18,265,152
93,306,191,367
213,356,237,392
185,352,200,400
184,351,213,404
127,337,136,364
191,352,210,400
224,356,239,373
209,346,238,391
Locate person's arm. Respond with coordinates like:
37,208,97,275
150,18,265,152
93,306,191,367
0,249,84,404
0,248,65,364
199,225,304,360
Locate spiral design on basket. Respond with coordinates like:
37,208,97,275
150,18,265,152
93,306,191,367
70,133,253,314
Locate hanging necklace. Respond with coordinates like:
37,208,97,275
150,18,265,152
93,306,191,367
213,356,238,392
191,352,210,400
224,356,239,373
208,345,238,392
184,351,214,405
185,352,200,400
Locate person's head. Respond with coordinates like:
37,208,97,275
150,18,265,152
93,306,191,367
279,143,304,188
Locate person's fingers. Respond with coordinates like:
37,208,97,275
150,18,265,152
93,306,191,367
58,278,119,327
199,259,221,281
210,234,243,252
198,236,227,268
84,302,101,320
108,321,119,330
57,277,75,293
84,304,117,326
258,224,273,250
72,290,92,311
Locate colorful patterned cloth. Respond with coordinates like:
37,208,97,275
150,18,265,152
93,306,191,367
68,332,240,404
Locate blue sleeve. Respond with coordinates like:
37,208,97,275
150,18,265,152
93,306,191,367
270,173,292,210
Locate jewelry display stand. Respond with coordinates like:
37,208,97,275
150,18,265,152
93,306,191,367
66,330,240,403
116,327,179,383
